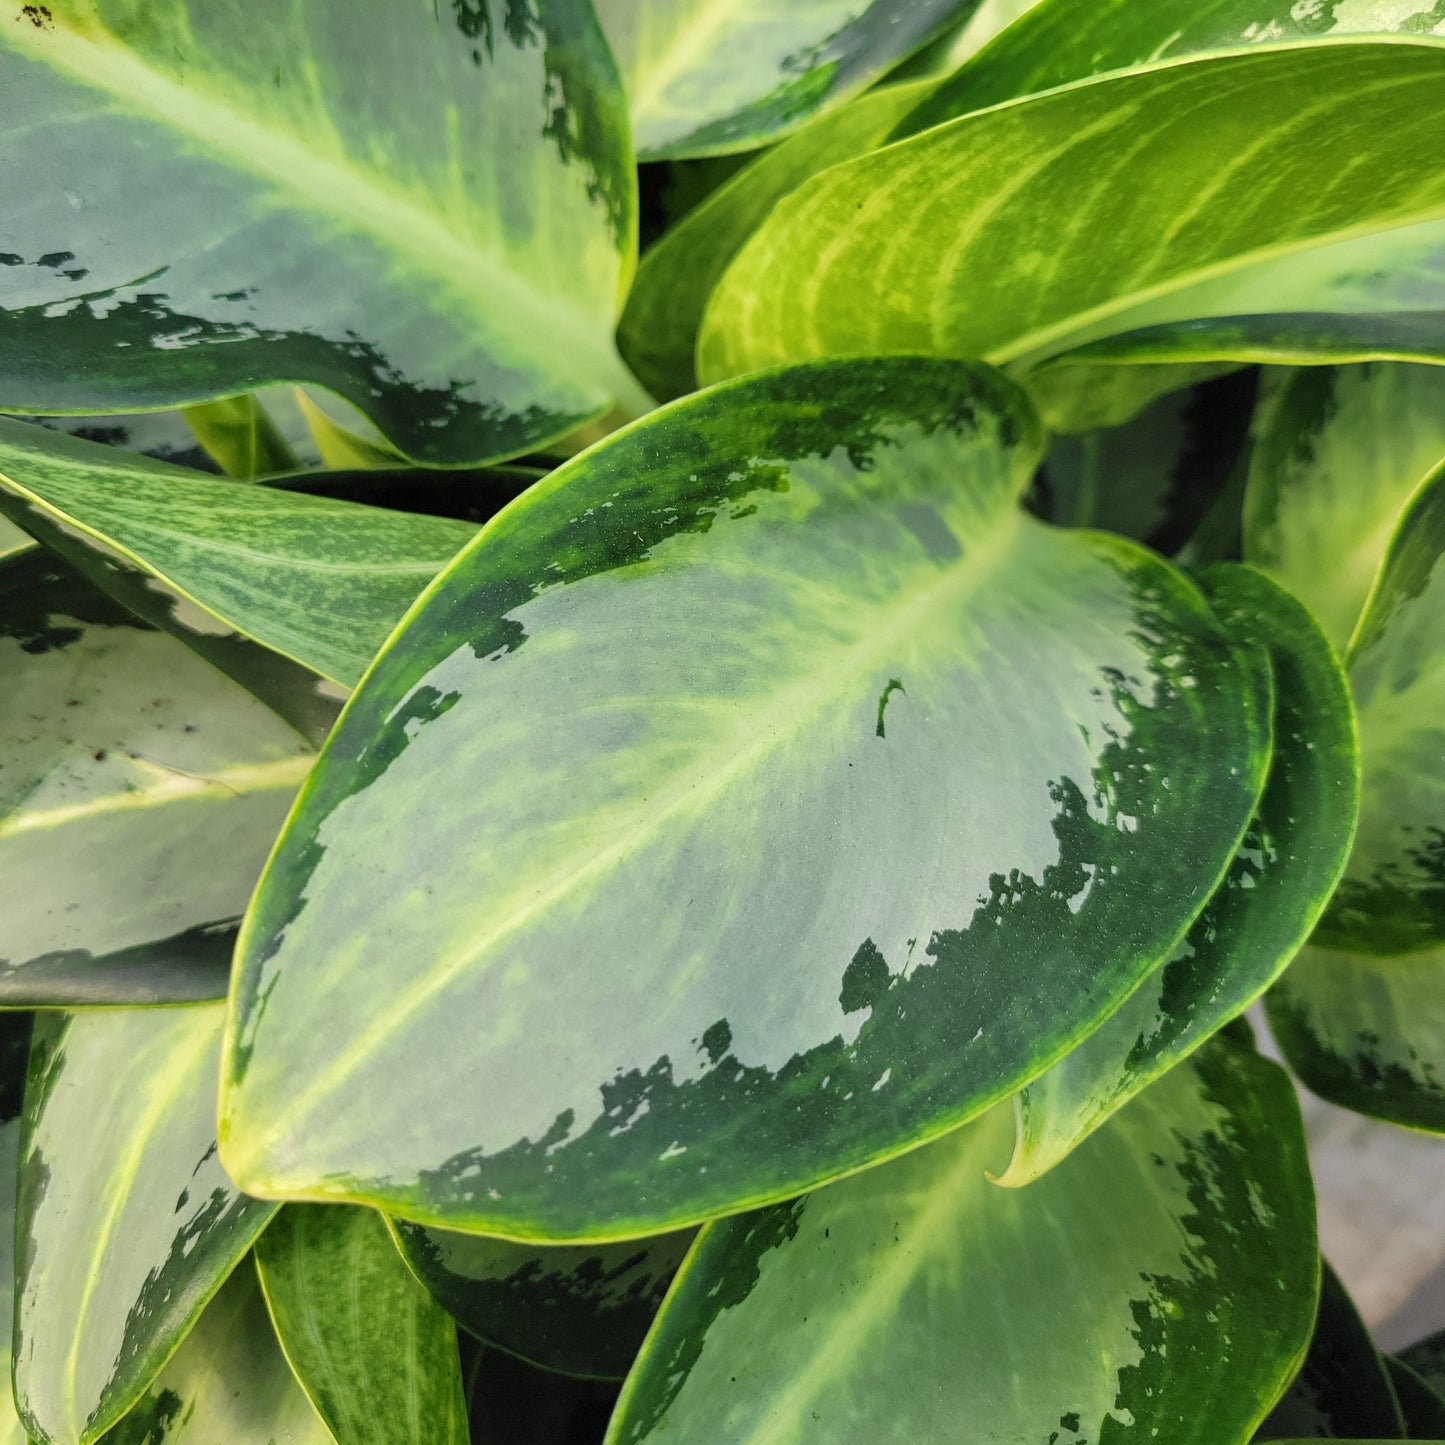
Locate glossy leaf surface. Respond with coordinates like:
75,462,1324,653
254,1205,468,1445
0,552,311,1006
0,416,478,686
697,44,1445,387
1001,564,1358,1183
94,1263,330,1445
1244,364,1445,653
17,410,221,473
220,359,1269,1239
1267,943,1445,1132
619,81,932,400
1002,215,1445,401
595,0,973,159
1256,1262,1406,1441
14,1006,277,1445
608,1038,1315,1444
1319,464,1445,952
391,1218,695,1379
0,0,642,463
901,0,1445,130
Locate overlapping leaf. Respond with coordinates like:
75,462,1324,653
391,1219,695,1379
0,1015,33,1445
94,1263,330,1445
619,80,934,400
900,0,1445,129
13,1006,277,1445
1256,1263,1407,1441
697,44,1445,398
1318,463,1445,952
254,1205,468,1445
606,1037,1315,1444
0,416,478,687
1035,371,1256,551
1000,564,1358,1184
1244,363,1445,653
0,0,643,463
594,0,975,159
1402,1329,1445,1398
0,552,311,1006
1387,1356,1445,1438
219,358,1268,1239
180,395,297,481
1267,943,1445,1132
464,1345,622,1444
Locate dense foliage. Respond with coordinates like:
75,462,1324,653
1,1,1443,1441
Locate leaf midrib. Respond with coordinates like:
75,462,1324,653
228,499,1029,1167
624,0,751,121
745,1139,985,1444
0,754,310,840
46,1021,217,1442
9,21,622,384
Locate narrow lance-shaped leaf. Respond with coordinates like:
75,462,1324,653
1318,461,1445,952
218,357,1269,1240
291,390,406,473
254,1205,468,1445
606,1036,1316,1445
999,563,1358,1184
0,0,645,463
1256,1261,1407,1441
94,1262,331,1445
0,552,311,1007
889,15,1445,421
0,416,478,688
180,395,297,481
14,1006,278,1445
390,1218,696,1380
698,44,1445,394
1244,363,1445,654
1013,215,1445,429
1266,942,1445,1133
594,0,977,160
619,80,935,401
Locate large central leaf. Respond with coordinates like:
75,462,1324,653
218,358,1269,1240
0,0,643,463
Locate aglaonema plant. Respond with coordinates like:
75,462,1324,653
1,1,1443,1442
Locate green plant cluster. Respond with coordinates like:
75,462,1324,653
1,1,1444,1441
